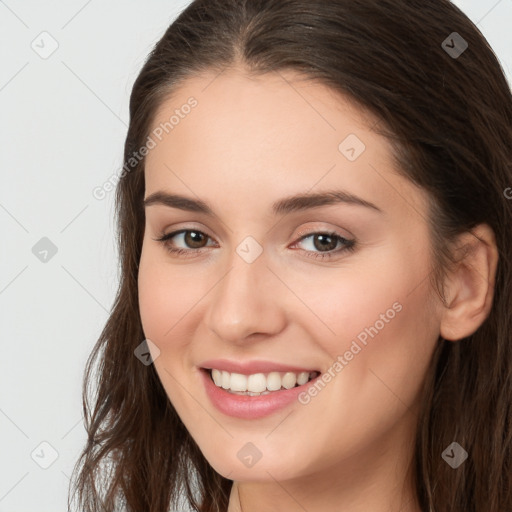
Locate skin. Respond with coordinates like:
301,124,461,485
137,66,498,512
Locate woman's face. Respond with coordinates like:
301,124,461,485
138,68,442,488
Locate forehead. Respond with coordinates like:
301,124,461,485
143,68,428,219
149,68,379,156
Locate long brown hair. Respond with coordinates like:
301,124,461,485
68,1,512,510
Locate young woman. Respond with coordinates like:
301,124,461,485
69,1,512,511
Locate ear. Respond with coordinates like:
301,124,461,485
439,223,498,342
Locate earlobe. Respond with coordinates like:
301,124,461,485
439,224,498,342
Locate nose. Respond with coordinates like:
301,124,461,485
204,248,288,344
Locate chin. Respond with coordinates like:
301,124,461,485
201,445,308,482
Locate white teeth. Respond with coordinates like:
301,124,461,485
230,373,248,392
247,373,267,392
266,372,282,391
282,372,297,389
297,371,309,385
208,369,318,393
212,369,222,387
221,371,230,389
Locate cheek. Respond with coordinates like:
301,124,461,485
284,261,407,347
289,246,438,394
138,257,170,341
271,264,437,474
137,249,198,360
137,251,202,410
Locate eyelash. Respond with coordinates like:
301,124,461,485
152,228,356,261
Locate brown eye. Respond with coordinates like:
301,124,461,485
312,234,338,252
292,231,356,261
183,230,208,248
154,229,215,255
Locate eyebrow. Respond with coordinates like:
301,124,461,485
143,189,383,215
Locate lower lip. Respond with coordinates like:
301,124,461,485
199,369,319,419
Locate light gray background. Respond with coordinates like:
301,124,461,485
0,1,510,510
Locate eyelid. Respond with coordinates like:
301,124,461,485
154,226,356,263
156,224,352,247
154,228,219,246
293,224,354,241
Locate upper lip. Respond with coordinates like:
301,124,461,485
199,358,320,375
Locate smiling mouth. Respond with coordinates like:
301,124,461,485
202,368,321,396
